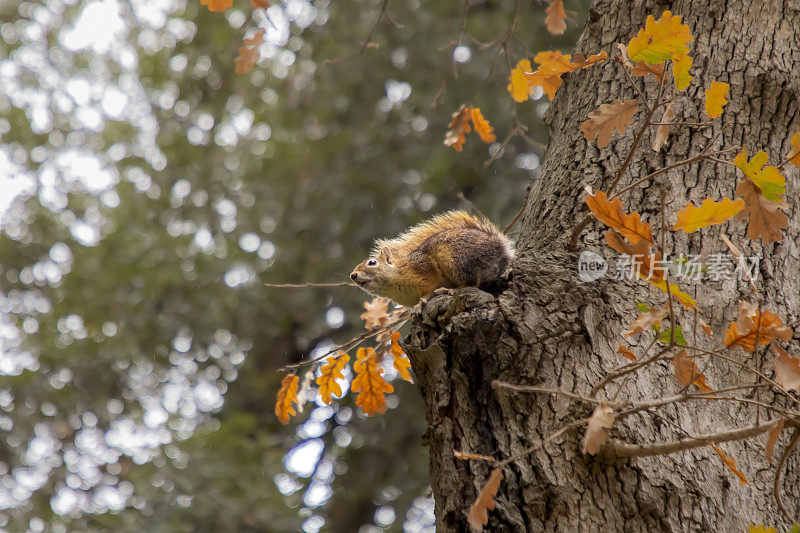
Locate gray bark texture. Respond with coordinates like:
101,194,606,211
404,0,800,531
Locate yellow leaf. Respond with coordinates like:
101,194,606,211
671,53,692,91
710,443,749,485
749,526,777,533
787,131,800,166
352,347,393,416
649,279,697,310
674,198,744,233
234,29,265,75
580,99,639,148
390,331,413,383
470,108,496,144
201,0,233,11
467,468,503,531
544,0,567,35
275,374,299,424
734,149,786,203
315,352,350,404
525,50,606,100
627,10,693,65
585,190,652,244
704,81,729,118
507,59,533,103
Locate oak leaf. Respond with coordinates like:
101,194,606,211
673,197,744,233
295,370,314,413
616,43,665,80
773,345,800,392
525,50,606,100
710,443,748,485
617,344,637,361
235,29,265,75
765,418,784,463
672,350,714,394
361,297,390,330
581,99,639,148
605,231,665,284
652,102,674,151
734,180,788,243
704,81,729,118
315,352,350,404
586,190,652,244
787,131,800,166
627,10,693,65
390,331,413,383
444,104,472,151
671,53,693,91
544,0,567,35
734,149,786,202
507,59,533,102
624,305,667,337
467,468,503,532
201,0,233,11
352,347,394,415
724,301,792,352
275,374,299,424
583,403,615,455
470,107,496,143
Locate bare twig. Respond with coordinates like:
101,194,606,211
265,282,355,288
324,0,392,65
774,427,800,524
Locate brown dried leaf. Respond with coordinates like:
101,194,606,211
734,178,788,243
583,403,615,455
625,305,667,337
467,468,503,532
617,344,637,361
605,231,665,283
234,29,265,75
544,0,567,35
765,419,784,463
652,102,675,151
724,301,792,352
672,350,715,395
773,344,800,392
585,190,653,244
361,297,390,330
580,99,639,148
444,104,472,151
710,443,749,485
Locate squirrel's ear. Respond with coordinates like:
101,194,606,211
379,246,394,265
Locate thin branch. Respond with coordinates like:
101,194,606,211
774,427,800,525
498,417,589,467
324,0,391,65
264,281,355,289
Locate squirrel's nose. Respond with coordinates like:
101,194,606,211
350,272,358,281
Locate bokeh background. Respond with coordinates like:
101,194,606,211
0,0,584,530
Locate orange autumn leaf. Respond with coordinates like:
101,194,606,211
444,104,472,151
672,350,715,395
652,102,674,151
617,344,637,361
773,345,800,392
315,352,350,404
235,29,265,75
624,305,667,337
787,131,800,166
507,59,533,102
710,443,749,485
275,374,299,424
586,190,653,244
467,468,503,532
765,419,784,463
734,179,788,243
525,50,607,100
470,107,496,143
361,297,390,330
201,0,233,11
674,198,744,233
583,403,615,455
390,331,414,383
605,232,664,283
734,149,786,203
704,81,729,118
627,10,693,65
251,0,271,7
671,53,693,91
724,301,792,352
581,99,639,148
352,347,394,415
544,0,567,35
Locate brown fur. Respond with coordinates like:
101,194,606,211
350,211,514,306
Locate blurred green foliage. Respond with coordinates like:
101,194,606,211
0,0,584,530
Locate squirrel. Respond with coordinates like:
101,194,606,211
350,210,514,307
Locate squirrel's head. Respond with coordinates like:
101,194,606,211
350,245,396,296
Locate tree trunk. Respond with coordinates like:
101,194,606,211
405,0,800,530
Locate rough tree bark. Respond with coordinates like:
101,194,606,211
405,0,800,531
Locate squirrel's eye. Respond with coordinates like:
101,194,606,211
367,259,378,267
